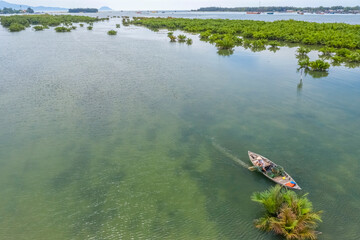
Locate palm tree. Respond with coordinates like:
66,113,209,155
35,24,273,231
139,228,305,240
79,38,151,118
251,185,322,240
177,34,187,42
168,35,176,42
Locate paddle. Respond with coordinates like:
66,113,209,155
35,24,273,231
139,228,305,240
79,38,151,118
248,166,258,171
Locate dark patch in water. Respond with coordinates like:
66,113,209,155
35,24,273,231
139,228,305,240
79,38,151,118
146,127,158,142
51,148,91,189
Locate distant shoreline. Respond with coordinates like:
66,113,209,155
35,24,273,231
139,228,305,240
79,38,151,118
194,6,360,14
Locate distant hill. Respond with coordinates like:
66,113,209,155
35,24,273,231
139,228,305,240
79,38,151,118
99,6,112,11
0,0,67,11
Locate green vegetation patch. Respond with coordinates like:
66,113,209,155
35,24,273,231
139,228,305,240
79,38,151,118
0,14,107,32
177,34,187,42
107,30,117,35
251,185,322,240
8,22,26,32
33,25,45,31
55,26,72,32
131,17,360,50
132,17,360,70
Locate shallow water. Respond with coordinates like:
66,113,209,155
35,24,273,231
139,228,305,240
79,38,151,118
0,16,360,239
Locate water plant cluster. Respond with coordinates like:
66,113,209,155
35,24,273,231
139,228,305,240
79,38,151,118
122,16,130,26
251,185,322,240
107,30,117,35
33,25,47,31
130,17,360,67
167,32,192,45
131,18,360,49
54,26,72,32
0,14,108,32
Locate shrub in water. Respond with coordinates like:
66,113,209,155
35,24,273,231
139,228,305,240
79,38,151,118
215,36,235,50
168,35,176,42
177,34,187,42
108,30,117,35
33,25,44,31
251,185,322,240
297,46,311,56
9,23,25,32
308,59,330,71
55,26,72,32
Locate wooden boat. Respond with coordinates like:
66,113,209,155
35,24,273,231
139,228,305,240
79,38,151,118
248,151,301,190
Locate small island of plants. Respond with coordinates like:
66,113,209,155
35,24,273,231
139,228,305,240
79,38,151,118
251,185,322,240
107,30,117,35
55,26,72,32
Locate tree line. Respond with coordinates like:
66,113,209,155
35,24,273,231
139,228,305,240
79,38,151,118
68,8,98,13
0,7,34,14
195,6,360,13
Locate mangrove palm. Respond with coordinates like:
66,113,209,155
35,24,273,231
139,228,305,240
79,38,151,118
251,185,322,240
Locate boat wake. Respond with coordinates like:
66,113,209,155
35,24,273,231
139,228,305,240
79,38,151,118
211,138,251,169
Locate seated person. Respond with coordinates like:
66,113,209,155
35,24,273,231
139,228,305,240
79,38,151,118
256,158,266,172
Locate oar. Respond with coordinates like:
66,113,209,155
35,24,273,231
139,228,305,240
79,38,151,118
248,166,258,171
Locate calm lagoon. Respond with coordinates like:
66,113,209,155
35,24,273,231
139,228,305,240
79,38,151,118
0,14,360,239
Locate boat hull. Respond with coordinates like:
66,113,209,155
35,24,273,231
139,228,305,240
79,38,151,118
248,151,301,190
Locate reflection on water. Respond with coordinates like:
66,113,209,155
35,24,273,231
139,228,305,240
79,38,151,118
0,16,360,240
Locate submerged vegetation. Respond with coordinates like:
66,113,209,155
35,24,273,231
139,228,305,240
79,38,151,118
0,14,107,32
251,185,322,240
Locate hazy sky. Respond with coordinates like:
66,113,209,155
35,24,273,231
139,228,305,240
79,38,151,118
8,0,360,10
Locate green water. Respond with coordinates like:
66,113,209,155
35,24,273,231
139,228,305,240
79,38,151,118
1,19,360,240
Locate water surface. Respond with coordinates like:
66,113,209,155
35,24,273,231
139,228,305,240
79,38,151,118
0,16,360,239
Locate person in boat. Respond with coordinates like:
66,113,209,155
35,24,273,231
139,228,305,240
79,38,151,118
256,158,266,172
